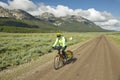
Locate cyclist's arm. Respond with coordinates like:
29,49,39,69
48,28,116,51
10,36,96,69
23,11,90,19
53,38,58,47
62,37,66,47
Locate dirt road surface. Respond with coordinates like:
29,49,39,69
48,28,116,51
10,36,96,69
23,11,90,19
13,35,120,80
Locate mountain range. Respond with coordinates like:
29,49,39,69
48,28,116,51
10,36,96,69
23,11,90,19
0,6,108,33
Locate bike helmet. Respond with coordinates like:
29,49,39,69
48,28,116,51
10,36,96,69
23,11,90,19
57,32,62,37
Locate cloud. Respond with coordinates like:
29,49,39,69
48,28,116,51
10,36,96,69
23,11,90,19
74,8,120,31
28,4,74,17
2,0,37,11
95,19,120,30
0,0,120,31
0,1,9,8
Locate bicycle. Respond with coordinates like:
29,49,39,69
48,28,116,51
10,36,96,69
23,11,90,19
53,46,73,70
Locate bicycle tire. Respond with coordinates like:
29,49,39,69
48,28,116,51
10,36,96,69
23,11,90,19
54,55,64,70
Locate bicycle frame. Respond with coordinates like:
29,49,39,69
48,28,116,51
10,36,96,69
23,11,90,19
57,49,64,59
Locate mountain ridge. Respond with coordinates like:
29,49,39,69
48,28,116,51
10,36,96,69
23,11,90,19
0,6,109,32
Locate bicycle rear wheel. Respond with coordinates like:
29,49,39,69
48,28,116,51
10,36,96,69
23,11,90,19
66,50,73,59
54,55,64,70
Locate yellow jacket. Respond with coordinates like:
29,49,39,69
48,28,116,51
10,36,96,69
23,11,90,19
53,36,67,47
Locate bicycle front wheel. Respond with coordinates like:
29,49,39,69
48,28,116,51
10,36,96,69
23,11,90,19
54,55,64,70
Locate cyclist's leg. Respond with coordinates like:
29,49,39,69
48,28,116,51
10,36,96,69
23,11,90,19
62,46,67,59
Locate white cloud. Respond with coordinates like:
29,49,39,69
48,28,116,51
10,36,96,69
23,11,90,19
28,4,74,17
101,19,119,26
0,0,120,31
2,0,37,11
95,19,120,31
83,8,106,22
53,5,74,17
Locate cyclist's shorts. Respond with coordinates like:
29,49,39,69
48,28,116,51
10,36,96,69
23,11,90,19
54,46,62,50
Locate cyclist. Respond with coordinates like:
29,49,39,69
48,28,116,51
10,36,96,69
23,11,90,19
52,33,67,59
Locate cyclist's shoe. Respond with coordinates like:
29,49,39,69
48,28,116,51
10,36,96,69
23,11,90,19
63,58,67,64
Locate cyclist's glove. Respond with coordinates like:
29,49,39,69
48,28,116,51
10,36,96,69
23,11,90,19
52,46,54,49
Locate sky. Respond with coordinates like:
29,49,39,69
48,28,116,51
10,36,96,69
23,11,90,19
0,0,120,31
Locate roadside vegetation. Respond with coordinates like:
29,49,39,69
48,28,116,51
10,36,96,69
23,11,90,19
107,32,120,45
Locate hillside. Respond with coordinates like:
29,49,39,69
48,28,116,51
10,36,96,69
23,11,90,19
0,17,58,33
59,15,105,32
37,13,107,32
0,6,108,32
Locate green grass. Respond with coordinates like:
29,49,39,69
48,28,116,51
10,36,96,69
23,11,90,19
0,26,49,33
0,32,100,71
107,32,120,45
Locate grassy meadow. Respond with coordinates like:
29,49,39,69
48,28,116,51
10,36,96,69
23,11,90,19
0,32,100,71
